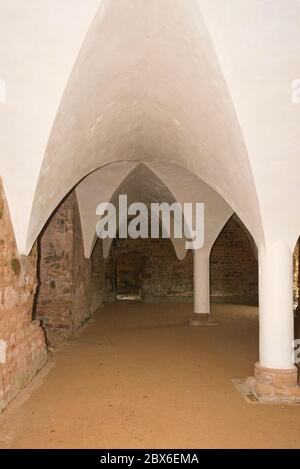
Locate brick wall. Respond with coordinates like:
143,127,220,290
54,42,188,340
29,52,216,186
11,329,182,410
294,240,299,308
36,192,104,338
104,218,259,305
35,194,74,334
35,201,298,316
0,181,47,412
72,197,104,331
104,237,193,302
210,218,258,305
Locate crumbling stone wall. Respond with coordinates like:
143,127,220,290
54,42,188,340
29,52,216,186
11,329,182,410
36,192,104,338
0,181,47,412
35,194,74,334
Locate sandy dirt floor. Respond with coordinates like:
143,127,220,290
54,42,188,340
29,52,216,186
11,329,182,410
0,302,300,449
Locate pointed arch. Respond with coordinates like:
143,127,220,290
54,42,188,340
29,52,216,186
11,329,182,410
24,0,263,255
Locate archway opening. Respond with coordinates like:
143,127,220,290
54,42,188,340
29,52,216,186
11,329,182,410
210,215,258,307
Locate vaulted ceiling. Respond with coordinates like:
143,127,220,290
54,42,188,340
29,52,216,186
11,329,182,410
0,0,299,255
76,161,233,259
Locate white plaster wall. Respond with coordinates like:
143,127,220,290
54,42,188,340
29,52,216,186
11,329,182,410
200,0,300,250
0,0,102,253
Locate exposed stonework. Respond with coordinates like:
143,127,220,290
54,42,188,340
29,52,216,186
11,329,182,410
36,192,104,338
104,237,193,302
35,195,74,335
0,181,47,412
210,218,258,305
294,240,299,308
72,198,104,331
104,217,259,305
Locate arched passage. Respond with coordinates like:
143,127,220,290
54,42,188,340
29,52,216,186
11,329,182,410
210,215,258,306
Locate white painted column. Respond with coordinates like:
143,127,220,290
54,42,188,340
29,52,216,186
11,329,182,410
259,241,294,370
193,249,210,315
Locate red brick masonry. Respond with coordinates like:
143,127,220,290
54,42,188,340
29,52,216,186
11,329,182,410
246,362,300,402
0,182,47,411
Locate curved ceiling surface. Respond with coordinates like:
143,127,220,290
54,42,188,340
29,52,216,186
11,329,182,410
26,0,262,254
76,161,233,259
1,1,299,254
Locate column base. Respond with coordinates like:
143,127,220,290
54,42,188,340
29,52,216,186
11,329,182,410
189,313,218,327
246,362,300,403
